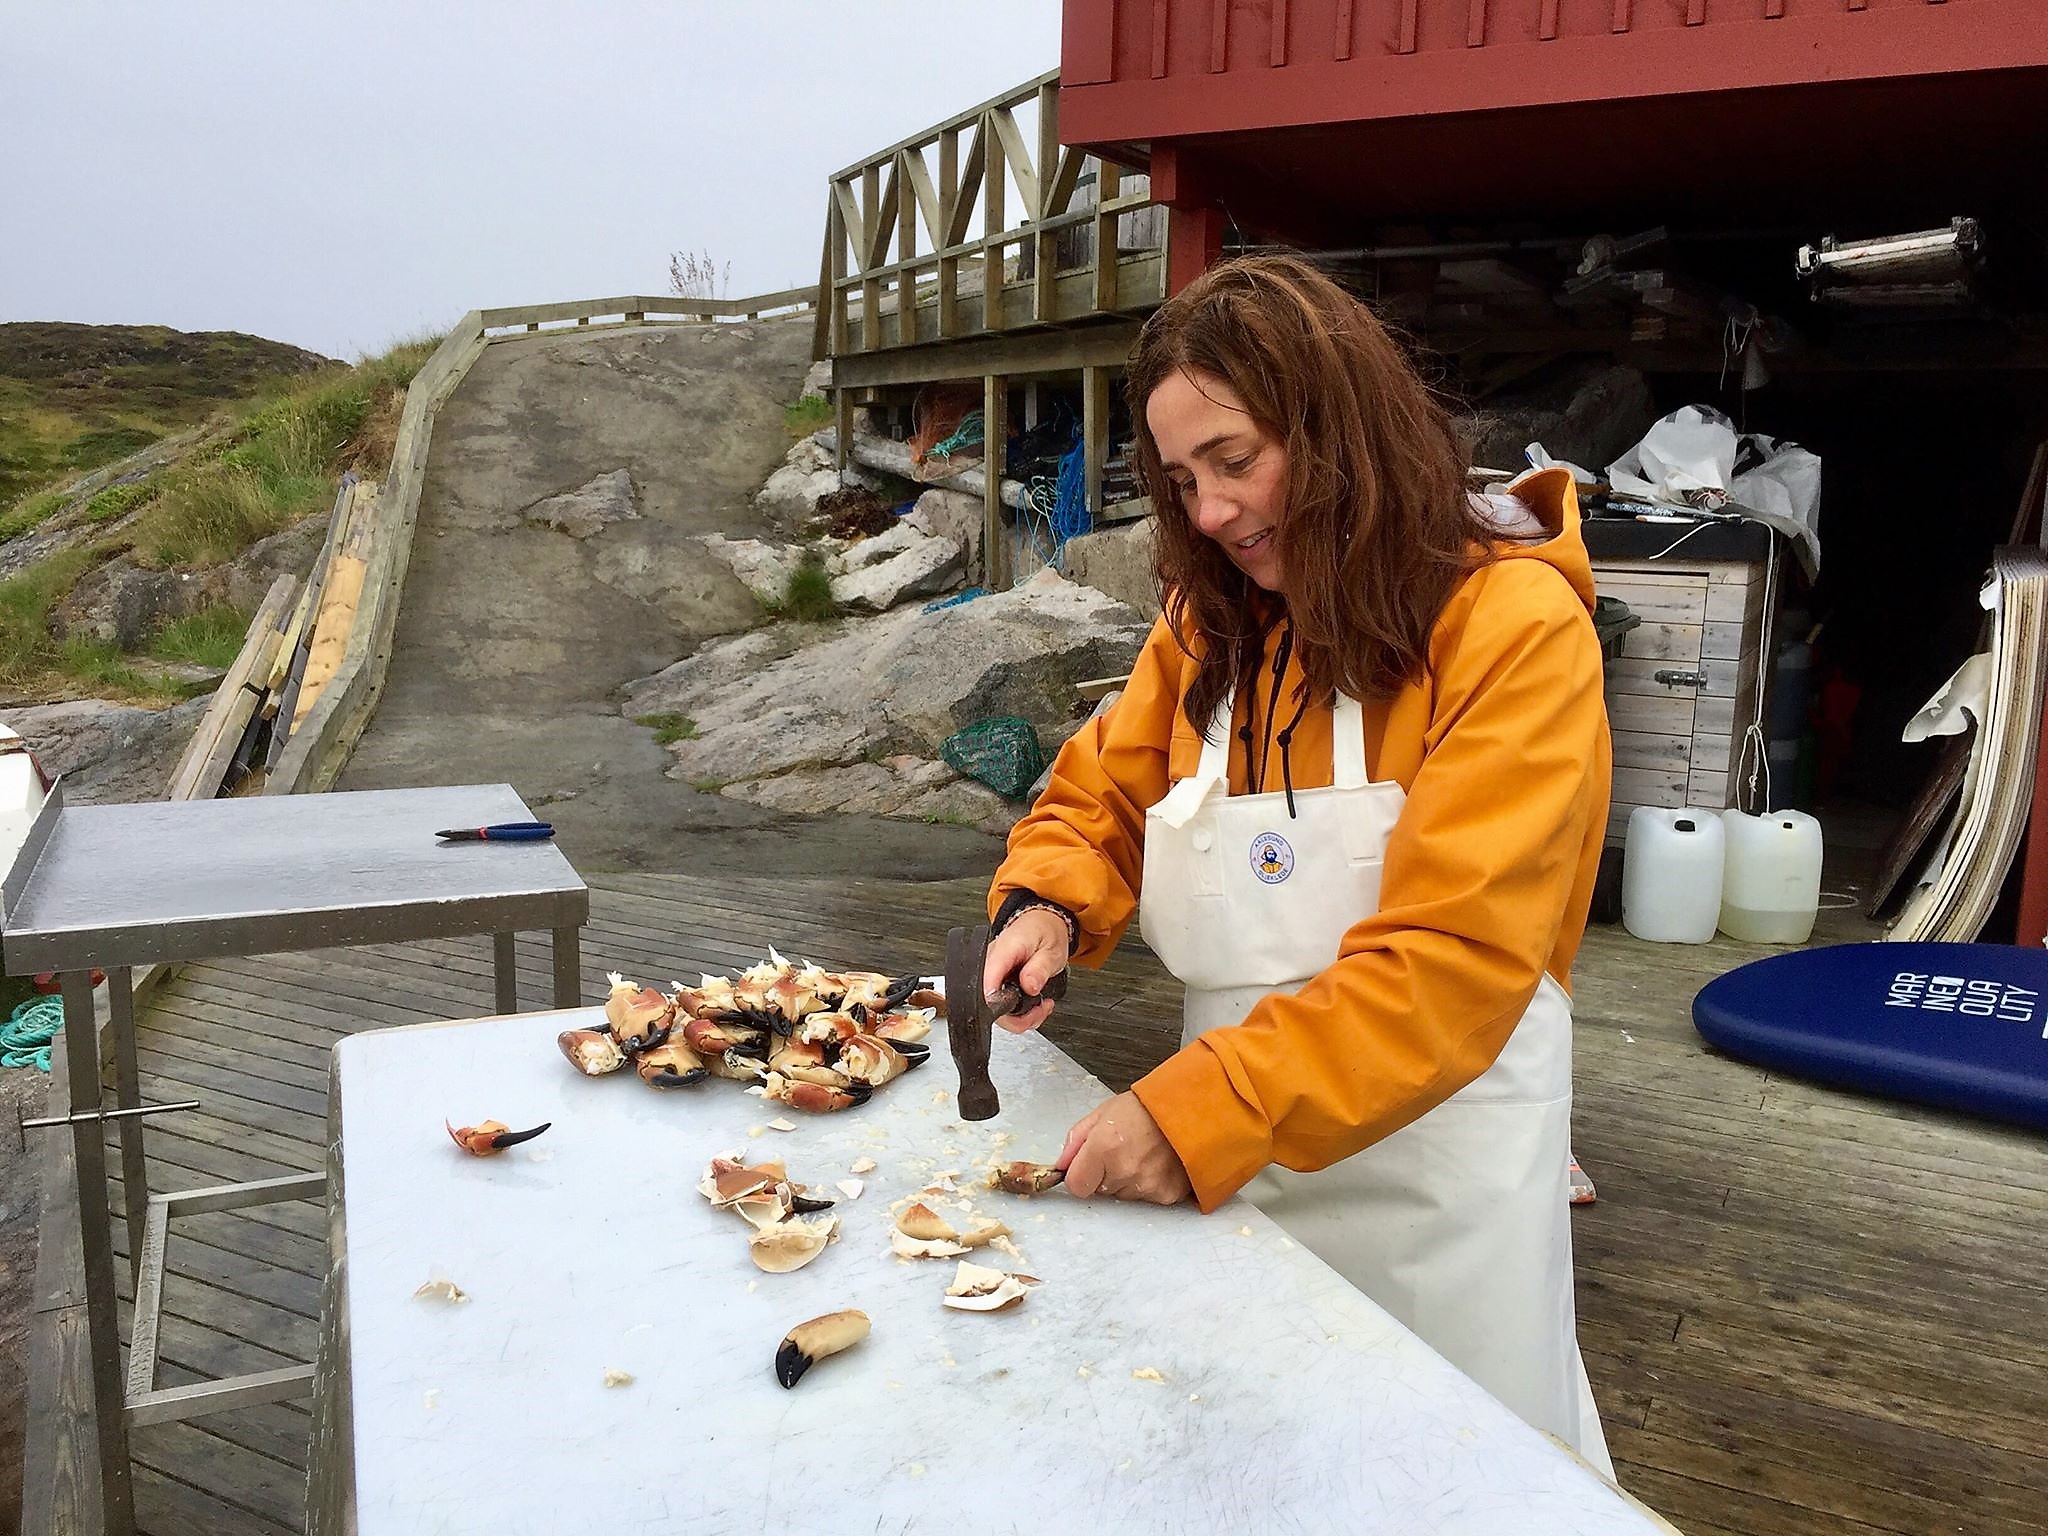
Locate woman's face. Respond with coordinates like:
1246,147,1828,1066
1146,366,1290,592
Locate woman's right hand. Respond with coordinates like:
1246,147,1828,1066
981,909,1071,1034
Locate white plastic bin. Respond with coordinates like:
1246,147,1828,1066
1622,807,1726,944
1720,809,1824,944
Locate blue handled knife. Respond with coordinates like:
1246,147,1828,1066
435,822,555,842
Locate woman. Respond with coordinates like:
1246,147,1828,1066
981,255,1614,1470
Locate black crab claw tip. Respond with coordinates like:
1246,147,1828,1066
848,1002,870,1026
487,1122,552,1149
774,1340,812,1389
730,1036,772,1060
650,1068,709,1089
893,1041,932,1070
880,974,921,1010
846,1081,875,1106
789,1193,837,1214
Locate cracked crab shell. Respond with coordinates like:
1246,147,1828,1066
749,1214,839,1273
558,1028,627,1076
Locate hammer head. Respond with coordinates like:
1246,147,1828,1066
945,924,1003,1121
944,921,1069,1122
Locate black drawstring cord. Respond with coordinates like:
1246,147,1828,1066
1275,682,1312,819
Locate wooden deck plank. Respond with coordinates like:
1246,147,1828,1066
131,1420,305,1534
30,868,2048,1536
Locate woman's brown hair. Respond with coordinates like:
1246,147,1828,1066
1125,254,1489,731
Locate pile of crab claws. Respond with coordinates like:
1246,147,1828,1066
561,954,943,1110
701,1153,842,1272
776,1308,869,1388
445,1119,551,1156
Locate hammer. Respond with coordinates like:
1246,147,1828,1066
943,923,1068,1121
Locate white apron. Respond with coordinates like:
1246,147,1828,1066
1138,690,1612,1473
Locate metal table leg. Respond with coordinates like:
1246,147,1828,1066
493,933,517,1015
61,970,137,1535
552,925,581,1010
107,966,148,1281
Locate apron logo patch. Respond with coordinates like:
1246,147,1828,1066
1251,833,1295,884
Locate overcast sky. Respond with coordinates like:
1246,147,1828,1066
2,1,1063,360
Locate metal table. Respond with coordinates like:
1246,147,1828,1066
1,781,589,1536
308,1006,1673,1536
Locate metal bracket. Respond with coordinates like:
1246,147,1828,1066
17,1097,198,1152
1653,669,1708,690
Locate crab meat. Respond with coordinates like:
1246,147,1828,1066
836,1033,929,1087
445,1119,550,1156
795,1010,864,1048
941,1260,1038,1312
895,1202,960,1243
603,972,675,1052
558,1027,627,1076
685,974,739,1015
765,968,832,1023
764,1072,872,1114
633,1038,707,1089
704,1046,771,1082
988,1161,1066,1196
776,1308,870,1387
749,1214,838,1273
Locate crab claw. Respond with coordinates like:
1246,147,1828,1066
558,1027,627,1076
795,1010,863,1048
602,972,675,1053
836,1033,925,1087
684,1017,767,1057
769,1035,855,1089
765,1072,872,1114
776,1308,870,1387
446,1119,550,1156
989,1161,1066,1196
873,1008,935,1045
634,1039,708,1089
879,974,924,1011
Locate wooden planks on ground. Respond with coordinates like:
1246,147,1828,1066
28,869,2048,1536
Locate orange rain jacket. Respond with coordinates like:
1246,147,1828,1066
990,467,1611,1212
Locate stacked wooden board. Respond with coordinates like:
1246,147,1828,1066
1890,546,2048,942
161,475,375,803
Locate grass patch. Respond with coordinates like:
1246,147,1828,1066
920,809,984,829
55,637,181,700
634,712,697,745
149,604,251,669
688,777,728,794
0,547,97,686
784,393,832,436
85,480,155,524
0,488,68,541
770,551,838,622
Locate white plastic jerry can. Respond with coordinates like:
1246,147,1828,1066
1622,806,1726,944
1719,809,1824,945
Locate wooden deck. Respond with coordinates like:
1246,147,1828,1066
52,870,2048,1535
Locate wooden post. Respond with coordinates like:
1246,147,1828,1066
1083,364,1110,519
1023,380,1041,430
1094,159,1122,312
897,149,918,347
983,111,1006,334
861,163,882,353
1168,203,1227,294
834,389,851,474
984,374,1009,589
939,128,960,339
1034,79,1060,323
827,188,850,356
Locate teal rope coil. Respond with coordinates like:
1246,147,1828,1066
1,995,64,1072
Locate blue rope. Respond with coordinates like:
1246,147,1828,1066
1051,435,1092,547
1,994,64,1072
923,586,988,613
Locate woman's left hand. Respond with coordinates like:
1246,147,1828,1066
1058,1092,1193,1205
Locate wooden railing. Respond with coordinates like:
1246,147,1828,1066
821,70,1164,358
479,287,814,337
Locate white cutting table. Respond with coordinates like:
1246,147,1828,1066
310,1007,1671,1536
